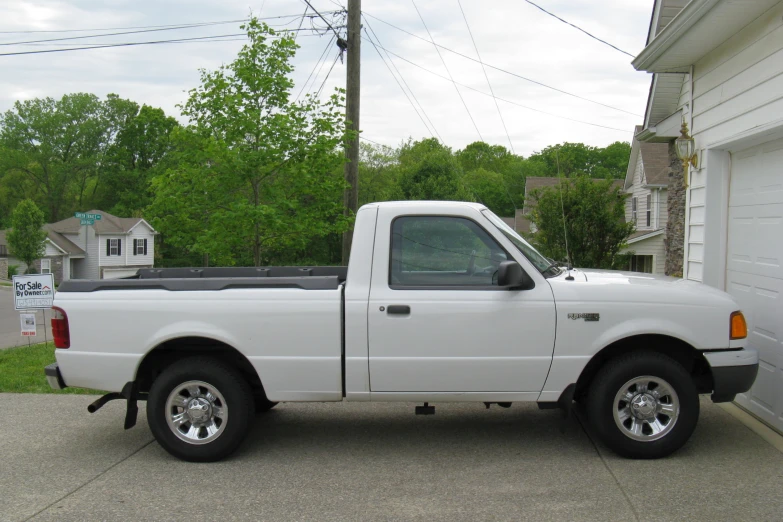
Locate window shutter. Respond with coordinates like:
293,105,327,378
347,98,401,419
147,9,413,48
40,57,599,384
133,239,137,256
106,239,111,256
118,239,122,256
143,238,148,256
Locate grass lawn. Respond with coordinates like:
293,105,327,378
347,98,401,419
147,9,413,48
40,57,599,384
0,342,103,394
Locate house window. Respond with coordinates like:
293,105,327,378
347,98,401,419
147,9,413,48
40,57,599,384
40,258,51,274
630,255,653,274
135,239,144,255
109,239,119,256
646,194,652,227
632,197,638,223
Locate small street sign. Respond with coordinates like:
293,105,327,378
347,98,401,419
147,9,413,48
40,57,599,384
74,212,102,221
20,313,36,337
80,219,95,225
13,274,56,310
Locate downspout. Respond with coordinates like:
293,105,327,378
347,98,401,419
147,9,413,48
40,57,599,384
682,65,695,280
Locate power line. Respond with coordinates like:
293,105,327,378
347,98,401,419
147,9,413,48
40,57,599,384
295,33,336,102
316,51,342,97
363,26,434,140
301,0,344,40
359,37,628,133
522,0,634,58
456,0,514,153
0,12,340,34
363,15,441,142
10,34,328,47
410,0,483,141
362,12,640,117
0,29,332,57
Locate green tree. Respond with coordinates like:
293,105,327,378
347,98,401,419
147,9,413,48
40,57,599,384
526,141,631,180
461,167,515,216
149,18,354,267
7,199,47,272
358,142,402,205
397,138,471,201
528,176,634,269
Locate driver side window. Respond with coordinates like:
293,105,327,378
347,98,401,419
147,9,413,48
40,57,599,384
390,216,507,287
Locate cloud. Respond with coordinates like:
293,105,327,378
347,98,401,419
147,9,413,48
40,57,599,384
0,0,654,156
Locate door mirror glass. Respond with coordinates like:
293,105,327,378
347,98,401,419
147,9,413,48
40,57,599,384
497,261,534,290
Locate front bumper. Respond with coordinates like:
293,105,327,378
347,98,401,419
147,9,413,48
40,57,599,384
44,363,67,390
703,348,758,403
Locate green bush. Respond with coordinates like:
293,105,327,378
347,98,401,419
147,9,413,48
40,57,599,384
7,265,18,278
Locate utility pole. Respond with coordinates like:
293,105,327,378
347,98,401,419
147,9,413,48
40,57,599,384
342,0,361,265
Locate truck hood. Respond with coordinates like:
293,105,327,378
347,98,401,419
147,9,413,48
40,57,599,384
547,267,738,308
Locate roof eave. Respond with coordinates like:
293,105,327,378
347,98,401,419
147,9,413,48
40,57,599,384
627,229,666,244
632,0,719,73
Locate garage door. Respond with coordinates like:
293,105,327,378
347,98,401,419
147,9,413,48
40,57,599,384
727,139,783,433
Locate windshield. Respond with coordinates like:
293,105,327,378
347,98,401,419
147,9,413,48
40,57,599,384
481,209,554,274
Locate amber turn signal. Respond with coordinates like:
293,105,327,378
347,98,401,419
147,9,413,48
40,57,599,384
730,311,747,340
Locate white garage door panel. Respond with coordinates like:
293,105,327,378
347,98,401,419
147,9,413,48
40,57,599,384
728,138,783,433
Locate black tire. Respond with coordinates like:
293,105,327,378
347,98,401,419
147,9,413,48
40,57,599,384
586,351,699,459
147,356,254,462
254,396,278,413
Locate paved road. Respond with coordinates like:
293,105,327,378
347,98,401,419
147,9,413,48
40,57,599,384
1,395,782,522
0,287,53,349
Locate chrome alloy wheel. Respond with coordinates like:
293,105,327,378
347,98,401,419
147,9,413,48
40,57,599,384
165,380,228,445
613,376,679,442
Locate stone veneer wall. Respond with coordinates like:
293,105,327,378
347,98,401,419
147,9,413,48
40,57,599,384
0,258,7,280
664,141,686,277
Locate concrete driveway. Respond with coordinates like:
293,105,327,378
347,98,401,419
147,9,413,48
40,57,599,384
1,394,782,522
0,287,53,349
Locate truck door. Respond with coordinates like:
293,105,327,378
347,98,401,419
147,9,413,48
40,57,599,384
367,207,556,393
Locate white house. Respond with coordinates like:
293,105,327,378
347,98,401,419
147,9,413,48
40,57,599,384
622,126,671,274
0,210,157,282
633,0,783,432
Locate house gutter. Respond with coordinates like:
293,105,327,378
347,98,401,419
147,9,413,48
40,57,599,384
632,0,719,72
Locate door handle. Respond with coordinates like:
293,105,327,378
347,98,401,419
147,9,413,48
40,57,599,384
387,305,410,315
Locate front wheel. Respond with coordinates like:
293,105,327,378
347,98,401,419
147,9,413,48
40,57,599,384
147,357,254,462
586,351,699,459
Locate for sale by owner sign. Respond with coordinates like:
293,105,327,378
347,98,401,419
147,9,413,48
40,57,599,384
13,274,55,310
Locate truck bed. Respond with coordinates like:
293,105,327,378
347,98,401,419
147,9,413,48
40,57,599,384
57,266,348,292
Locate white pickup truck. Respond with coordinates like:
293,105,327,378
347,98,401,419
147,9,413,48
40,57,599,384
45,201,758,462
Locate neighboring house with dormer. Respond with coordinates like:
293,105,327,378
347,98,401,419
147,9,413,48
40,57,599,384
0,210,156,283
621,126,671,274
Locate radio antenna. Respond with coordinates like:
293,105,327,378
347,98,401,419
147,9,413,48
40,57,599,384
555,149,574,280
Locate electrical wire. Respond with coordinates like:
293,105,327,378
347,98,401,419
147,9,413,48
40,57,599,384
363,26,435,140
301,0,344,40
359,37,627,133
0,12,340,34
456,0,514,153
410,0,483,141
294,33,336,102
522,0,634,58
315,51,342,97
363,15,441,142
0,29,331,57
362,12,640,117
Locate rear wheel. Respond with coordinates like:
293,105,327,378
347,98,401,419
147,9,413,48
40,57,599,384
586,351,699,459
147,357,253,462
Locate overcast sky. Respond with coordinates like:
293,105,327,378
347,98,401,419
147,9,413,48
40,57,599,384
0,0,653,157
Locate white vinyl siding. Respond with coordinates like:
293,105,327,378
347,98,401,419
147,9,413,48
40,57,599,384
679,2,783,282
69,227,99,279
126,224,155,266
625,156,656,230
623,233,666,275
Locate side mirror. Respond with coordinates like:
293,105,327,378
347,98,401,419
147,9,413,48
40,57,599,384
497,260,535,290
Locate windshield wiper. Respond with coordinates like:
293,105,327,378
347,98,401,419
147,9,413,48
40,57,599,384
542,261,562,277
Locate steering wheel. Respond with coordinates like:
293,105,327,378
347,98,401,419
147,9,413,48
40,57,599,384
466,250,477,276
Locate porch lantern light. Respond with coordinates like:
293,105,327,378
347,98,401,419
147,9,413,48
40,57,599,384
675,121,697,188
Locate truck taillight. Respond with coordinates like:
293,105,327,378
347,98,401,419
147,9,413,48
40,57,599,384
51,307,70,348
